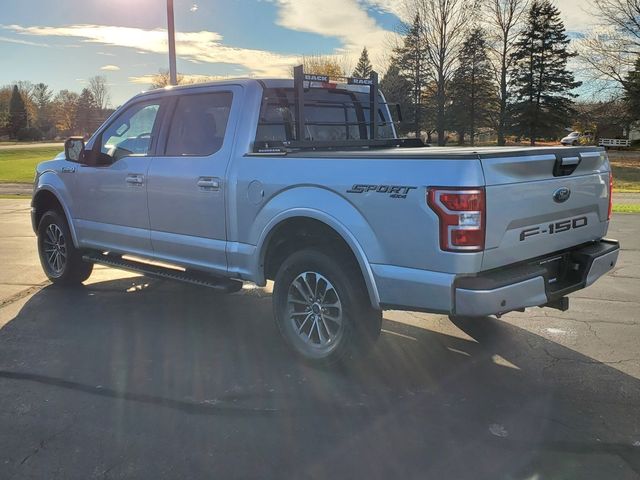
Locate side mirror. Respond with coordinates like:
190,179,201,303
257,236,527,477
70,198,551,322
65,137,85,163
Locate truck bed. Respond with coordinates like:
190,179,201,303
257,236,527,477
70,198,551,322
254,145,603,160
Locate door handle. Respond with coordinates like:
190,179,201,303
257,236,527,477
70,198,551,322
126,174,144,186
197,177,221,191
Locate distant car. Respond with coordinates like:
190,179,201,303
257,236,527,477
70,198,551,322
561,131,587,146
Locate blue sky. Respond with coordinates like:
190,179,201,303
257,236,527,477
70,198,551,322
0,0,596,106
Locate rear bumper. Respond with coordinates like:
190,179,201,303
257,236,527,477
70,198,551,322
454,239,619,316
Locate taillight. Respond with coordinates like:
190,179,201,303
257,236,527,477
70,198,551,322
607,171,613,220
427,187,486,252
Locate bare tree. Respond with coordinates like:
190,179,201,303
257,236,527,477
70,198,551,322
406,0,474,145
484,0,528,144
88,75,111,110
595,0,640,47
577,0,640,91
149,70,186,89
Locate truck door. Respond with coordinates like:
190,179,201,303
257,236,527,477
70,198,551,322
72,98,166,256
146,87,240,274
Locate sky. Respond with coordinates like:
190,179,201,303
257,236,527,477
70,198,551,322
0,0,599,106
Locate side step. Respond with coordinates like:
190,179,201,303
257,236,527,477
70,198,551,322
83,252,243,293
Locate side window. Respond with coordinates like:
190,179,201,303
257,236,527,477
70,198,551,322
100,102,161,161
165,92,233,156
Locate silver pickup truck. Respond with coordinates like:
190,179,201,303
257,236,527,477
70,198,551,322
32,70,619,364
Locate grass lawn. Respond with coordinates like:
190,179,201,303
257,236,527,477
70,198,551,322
0,194,31,199
611,162,640,192
0,146,62,183
612,203,640,213
607,150,640,192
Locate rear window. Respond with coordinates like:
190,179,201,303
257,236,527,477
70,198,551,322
256,88,394,143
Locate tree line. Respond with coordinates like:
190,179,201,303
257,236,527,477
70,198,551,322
0,76,113,141
370,0,640,146
2,0,639,146
373,0,581,145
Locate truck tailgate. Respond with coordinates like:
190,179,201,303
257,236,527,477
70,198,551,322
480,148,611,270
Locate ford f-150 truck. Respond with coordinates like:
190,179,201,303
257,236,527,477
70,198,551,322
32,68,619,364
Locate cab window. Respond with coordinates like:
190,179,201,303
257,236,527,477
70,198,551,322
100,102,161,161
165,92,233,156
256,88,394,143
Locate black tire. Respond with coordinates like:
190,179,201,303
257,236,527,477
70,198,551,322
572,140,578,146
37,210,93,285
273,248,382,365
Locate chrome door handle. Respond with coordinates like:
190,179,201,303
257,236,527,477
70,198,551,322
197,177,221,191
126,174,144,186
561,156,580,166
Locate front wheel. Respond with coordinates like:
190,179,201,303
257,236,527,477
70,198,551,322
273,249,381,365
37,210,93,285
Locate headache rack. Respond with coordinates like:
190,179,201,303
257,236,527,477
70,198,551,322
253,65,425,153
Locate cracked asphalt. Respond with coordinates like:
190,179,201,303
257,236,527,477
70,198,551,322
0,199,639,479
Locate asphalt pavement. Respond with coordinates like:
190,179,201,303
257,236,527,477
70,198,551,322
0,199,638,479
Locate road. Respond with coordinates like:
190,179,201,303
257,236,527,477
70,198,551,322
0,199,639,479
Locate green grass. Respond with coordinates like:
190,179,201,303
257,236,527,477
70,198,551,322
612,164,640,192
0,146,62,183
0,194,31,199
612,203,640,213
609,152,640,192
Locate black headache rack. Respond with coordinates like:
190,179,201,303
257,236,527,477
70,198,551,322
252,65,426,153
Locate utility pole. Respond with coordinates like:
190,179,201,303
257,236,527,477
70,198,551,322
166,0,177,86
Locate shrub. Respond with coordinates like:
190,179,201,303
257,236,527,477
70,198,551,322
16,127,43,141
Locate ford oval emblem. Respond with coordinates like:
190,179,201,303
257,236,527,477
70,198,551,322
553,187,571,203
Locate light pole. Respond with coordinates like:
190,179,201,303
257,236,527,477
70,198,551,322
166,0,177,86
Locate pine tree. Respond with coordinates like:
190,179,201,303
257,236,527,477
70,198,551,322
394,14,428,138
448,28,497,145
380,60,413,135
352,47,373,78
8,85,27,139
75,88,99,137
508,0,581,145
624,56,640,122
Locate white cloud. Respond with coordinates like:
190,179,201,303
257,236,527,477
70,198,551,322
128,73,229,85
3,0,401,77
100,64,120,71
362,0,411,22
272,0,397,64
0,35,49,47
4,23,298,77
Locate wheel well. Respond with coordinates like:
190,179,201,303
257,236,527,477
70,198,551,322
33,190,64,229
263,217,362,282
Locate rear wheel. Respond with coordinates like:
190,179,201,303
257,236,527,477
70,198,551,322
273,248,381,365
37,210,93,285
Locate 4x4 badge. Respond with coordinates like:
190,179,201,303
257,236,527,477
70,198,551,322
553,187,571,203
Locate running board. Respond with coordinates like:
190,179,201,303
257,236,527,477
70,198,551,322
83,252,243,293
